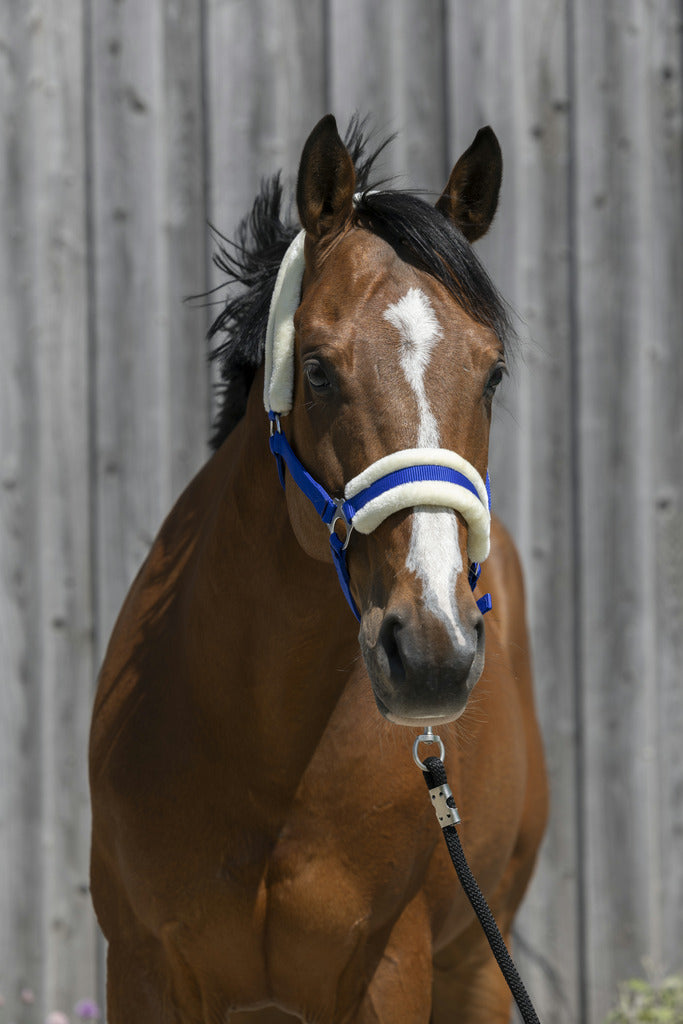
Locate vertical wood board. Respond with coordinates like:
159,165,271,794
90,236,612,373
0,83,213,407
0,0,97,1020
90,0,209,650
572,0,683,1018
328,0,447,193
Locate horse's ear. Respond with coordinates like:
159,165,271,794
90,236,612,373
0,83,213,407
436,127,502,242
297,114,356,241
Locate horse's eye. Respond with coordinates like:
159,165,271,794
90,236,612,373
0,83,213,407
485,364,506,397
304,360,331,391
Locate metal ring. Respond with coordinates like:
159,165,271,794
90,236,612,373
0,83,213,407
328,500,354,551
269,414,282,436
412,730,445,771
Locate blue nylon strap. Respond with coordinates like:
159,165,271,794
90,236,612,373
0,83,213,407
329,532,361,622
344,464,483,521
268,414,491,620
269,419,361,620
269,425,338,525
468,561,492,615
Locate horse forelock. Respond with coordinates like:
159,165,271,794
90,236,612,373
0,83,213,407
208,120,515,451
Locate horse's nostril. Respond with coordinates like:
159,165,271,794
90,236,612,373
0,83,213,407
378,612,406,684
458,635,477,679
374,606,481,689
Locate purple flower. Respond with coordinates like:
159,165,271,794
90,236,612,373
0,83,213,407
73,1000,101,1021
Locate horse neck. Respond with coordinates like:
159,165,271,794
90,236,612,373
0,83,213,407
185,383,360,774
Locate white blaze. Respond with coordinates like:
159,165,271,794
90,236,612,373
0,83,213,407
383,288,466,644
384,287,441,448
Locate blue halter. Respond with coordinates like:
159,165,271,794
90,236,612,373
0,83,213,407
269,412,492,623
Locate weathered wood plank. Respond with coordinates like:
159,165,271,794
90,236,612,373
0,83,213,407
328,0,447,194
0,0,96,1019
572,0,683,1018
90,0,208,648
161,0,212,487
0,5,45,1013
650,1,683,969
206,0,327,240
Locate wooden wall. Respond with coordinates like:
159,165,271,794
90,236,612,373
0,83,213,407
1,1,681,1021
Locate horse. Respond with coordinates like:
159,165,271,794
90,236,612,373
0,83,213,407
89,114,548,1024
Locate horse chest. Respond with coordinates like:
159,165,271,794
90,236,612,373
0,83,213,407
247,825,417,1015
218,804,421,949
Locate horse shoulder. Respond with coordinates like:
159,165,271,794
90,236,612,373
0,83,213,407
89,450,237,888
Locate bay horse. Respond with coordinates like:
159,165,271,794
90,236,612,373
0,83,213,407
89,114,547,1024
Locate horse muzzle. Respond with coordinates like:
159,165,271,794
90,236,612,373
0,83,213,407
359,600,485,726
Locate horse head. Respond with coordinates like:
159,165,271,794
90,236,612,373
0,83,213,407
272,115,508,727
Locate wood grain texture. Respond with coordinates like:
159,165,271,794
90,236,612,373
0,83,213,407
328,0,447,193
572,1,683,1019
0,0,96,1020
205,0,327,238
90,0,209,647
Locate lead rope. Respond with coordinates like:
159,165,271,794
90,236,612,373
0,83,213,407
415,734,542,1024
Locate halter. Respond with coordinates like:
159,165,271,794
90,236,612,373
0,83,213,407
265,229,493,623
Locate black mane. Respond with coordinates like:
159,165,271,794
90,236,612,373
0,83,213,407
208,118,513,450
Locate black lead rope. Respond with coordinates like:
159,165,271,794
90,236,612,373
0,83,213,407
421,755,542,1024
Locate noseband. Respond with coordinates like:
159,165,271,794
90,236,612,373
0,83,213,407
265,230,493,623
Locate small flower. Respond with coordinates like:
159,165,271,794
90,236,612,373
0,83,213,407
21,989,36,1005
46,1013,71,1024
73,999,101,1021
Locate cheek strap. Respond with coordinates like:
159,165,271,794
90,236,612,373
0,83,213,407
269,414,492,622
